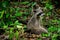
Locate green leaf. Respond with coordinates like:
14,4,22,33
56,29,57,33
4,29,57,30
27,3,32,6
20,1,29,4
52,34,58,40
9,33,14,40
45,3,53,10
2,1,7,7
49,5,53,10
0,21,5,28
52,34,58,38
14,20,19,25
3,25,8,29
0,10,4,19
6,13,10,18
9,28,14,40
23,16,27,20
48,26,57,32
51,19,57,23
10,28,14,33
9,32,14,40
47,12,51,16
58,27,60,33
24,12,29,15
15,12,23,17
15,31,19,40
42,32,51,37
46,3,50,8
24,25,27,30
17,25,22,29
31,2,36,7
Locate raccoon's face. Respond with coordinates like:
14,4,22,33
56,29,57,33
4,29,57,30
33,6,45,17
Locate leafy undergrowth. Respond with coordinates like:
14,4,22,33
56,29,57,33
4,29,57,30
0,0,60,40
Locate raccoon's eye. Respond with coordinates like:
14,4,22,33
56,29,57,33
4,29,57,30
33,10,36,13
37,12,44,16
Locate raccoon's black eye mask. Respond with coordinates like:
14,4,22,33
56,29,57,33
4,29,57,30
37,12,44,16
33,10,44,16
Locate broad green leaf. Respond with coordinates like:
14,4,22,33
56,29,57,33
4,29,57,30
17,25,22,29
49,5,53,10
46,3,50,8
48,26,57,32
3,25,8,29
14,20,19,25
45,3,53,10
15,12,23,17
